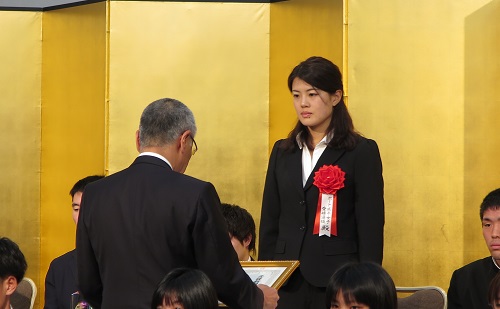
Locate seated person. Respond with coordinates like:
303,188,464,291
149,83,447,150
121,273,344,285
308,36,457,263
326,262,397,309
448,188,500,309
151,268,218,309
220,203,256,261
44,175,104,309
489,271,500,308
0,237,28,309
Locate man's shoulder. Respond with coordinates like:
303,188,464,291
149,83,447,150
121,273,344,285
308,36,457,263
93,158,211,188
53,249,75,260
453,256,493,275
48,250,75,269
129,159,215,192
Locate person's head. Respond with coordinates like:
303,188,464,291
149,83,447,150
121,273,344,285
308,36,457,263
0,237,27,309
480,189,500,264
136,98,197,174
69,175,105,224
220,203,256,261
489,271,500,308
326,262,397,309
285,56,359,151
151,268,218,309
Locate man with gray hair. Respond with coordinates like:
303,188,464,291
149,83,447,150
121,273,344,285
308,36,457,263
77,98,278,309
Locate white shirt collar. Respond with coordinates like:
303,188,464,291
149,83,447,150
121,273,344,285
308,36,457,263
492,256,500,270
296,131,333,149
138,152,173,169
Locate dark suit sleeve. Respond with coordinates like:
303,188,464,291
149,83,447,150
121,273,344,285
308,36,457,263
44,262,58,309
76,190,103,309
354,139,384,263
193,183,264,309
447,270,462,309
258,141,281,261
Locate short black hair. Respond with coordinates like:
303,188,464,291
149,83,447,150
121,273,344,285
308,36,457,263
480,188,500,220
0,237,27,283
69,175,105,198
326,262,397,309
220,203,256,253
151,268,218,309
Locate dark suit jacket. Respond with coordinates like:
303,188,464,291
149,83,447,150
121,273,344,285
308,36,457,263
448,256,499,309
76,155,263,309
259,137,384,287
44,250,77,309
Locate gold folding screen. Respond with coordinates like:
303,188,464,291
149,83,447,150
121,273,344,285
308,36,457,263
0,10,42,299
2,1,500,308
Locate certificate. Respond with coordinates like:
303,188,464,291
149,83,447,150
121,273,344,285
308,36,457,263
218,260,299,307
240,260,300,289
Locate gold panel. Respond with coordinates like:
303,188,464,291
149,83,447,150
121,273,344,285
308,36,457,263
107,2,270,225
0,9,42,300
347,0,498,291
269,0,344,150
40,2,106,305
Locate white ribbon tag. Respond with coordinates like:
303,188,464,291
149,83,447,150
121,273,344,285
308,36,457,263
319,193,334,237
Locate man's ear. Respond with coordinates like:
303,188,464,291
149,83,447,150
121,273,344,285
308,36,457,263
5,276,18,296
178,130,192,153
135,130,141,152
243,234,252,249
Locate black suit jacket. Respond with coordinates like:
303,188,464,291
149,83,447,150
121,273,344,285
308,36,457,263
76,155,263,309
44,250,77,309
448,257,499,309
259,137,384,287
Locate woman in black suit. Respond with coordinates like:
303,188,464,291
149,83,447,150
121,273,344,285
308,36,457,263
259,56,384,309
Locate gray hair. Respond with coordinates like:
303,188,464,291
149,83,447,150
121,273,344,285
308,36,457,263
138,98,197,148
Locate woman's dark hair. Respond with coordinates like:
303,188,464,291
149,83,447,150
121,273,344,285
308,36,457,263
326,262,397,309
151,268,218,309
488,271,500,306
284,56,361,151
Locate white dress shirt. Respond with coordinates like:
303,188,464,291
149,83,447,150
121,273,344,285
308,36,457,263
297,133,333,187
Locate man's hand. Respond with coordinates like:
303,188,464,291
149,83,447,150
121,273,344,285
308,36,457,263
258,284,279,309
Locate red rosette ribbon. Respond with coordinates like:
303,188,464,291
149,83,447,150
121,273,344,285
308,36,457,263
312,165,345,236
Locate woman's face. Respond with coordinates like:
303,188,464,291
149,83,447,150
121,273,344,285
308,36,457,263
292,77,342,134
331,291,370,309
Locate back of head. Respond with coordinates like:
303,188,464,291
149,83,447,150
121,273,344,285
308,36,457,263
0,237,27,283
220,203,256,253
480,188,500,220
69,175,105,197
151,268,218,309
139,98,197,150
326,262,397,309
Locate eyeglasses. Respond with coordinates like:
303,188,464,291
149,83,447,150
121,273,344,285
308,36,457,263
190,135,198,156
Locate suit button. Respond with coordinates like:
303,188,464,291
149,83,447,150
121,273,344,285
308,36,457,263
299,201,306,206
299,226,306,231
